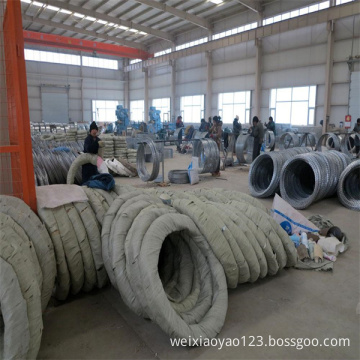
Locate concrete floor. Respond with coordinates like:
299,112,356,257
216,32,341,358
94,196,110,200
38,147,360,360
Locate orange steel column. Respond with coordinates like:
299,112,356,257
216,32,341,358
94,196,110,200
2,0,36,212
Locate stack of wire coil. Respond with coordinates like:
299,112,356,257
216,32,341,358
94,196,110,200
280,151,351,209
248,148,311,198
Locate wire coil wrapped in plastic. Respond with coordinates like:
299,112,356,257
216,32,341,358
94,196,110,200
337,160,360,211
280,151,351,209
136,138,160,182
235,134,254,164
316,132,341,151
279,132,300,150
248,148,311,198
193,139,220,174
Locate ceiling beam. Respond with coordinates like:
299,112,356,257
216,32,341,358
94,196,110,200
23,30,152,59
41,0,174,42
132,0,211,30
22,15,147,50
235,0,261,13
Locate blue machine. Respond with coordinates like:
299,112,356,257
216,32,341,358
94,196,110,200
148,106,162,134
115,105,130,133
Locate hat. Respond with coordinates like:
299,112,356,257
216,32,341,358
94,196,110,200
90,121,98,131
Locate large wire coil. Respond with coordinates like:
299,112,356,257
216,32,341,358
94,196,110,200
280,151,351,209
316,132,341,151
136,138,160,182
248,148,310,198
278,132,300,150
193,139,220,174
337,160,360,211
235,134,254,164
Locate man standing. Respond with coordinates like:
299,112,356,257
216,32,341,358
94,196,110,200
233,115,242,140
250,116,264,161
265,116,276,151
82,121,103,183
176,115,184,152
353,118,360,156
209,116,223,177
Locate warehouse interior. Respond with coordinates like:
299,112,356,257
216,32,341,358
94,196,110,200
0,0,359,359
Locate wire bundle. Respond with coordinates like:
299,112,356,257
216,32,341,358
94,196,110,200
193,138,220,173
248,148,311,198
337,160,360,211
280,151,351,209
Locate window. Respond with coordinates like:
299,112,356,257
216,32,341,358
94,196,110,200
212,22,257,40
269,86,316,126
263,1,330,26
130,59,142,64
130,100,144,122
336,0,353,4
218,91,251,124
82,56,118,70
154,49,172,57
152,98,171,122
92,100,120,123
24,49,80,66
180,95,204,123
175,37,208,51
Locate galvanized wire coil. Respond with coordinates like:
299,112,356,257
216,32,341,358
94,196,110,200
340,133,357,156
248,148,310,198
193,139,220,174
280,151,351,209
264,130,275,149
32,139,83,185
235,134,254,164
194,131,209,139
316,132,340,151
136,138,160,182
337,160,360,211
168,170,190,184
300,132,317,149
278,132,300,150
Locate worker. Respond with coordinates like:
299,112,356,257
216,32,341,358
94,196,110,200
249,116,264,161
184,125,195,140
233,115,242,140
264,116,276,151
209,116,222,177
176,115,184,152
353,118,360,155
82,121,103,184
199,118,210,132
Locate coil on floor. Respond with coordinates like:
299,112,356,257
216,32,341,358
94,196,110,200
278,132,300,150
316,132,341,151
136,138,160,182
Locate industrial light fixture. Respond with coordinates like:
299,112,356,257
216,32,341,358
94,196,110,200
119,25,129,30
20,0,32,4
85,16,96,21
47,5,60,11
209,0,223,4
128,29,138,33
32,1,44,7
73,13,85,18
59,9,72,14
97,19,108,25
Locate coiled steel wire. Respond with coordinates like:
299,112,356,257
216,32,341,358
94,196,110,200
32,138,83,185
280,151,351,209
316,132,341,151
248,148,310,198
168,170,190,184
264,130,275,150
193,138,220,174
136,138,160,181
278,132,300,150
340,133,357,157
337,160,360,211
235,134,254,164
300,132,317,149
